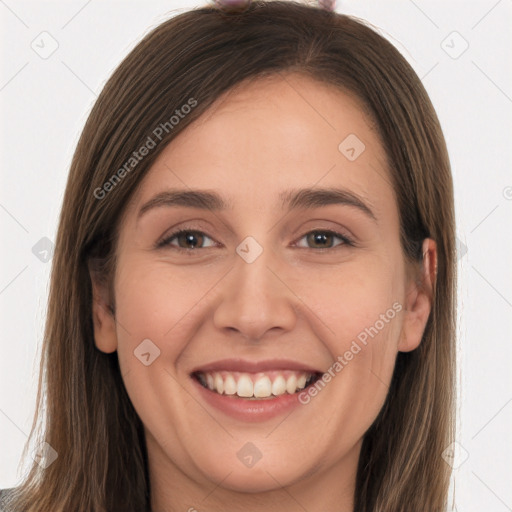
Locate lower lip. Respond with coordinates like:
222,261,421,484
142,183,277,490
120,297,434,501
191,377,305,422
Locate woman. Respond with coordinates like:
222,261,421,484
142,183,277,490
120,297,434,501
1,1,456,510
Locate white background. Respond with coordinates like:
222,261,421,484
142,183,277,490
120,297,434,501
1,1,511,510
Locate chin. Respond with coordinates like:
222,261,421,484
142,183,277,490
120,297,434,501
199,458,306,493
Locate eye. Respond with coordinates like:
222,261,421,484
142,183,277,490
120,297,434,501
157,229,217,250
157,228,354,252
295,230,354,249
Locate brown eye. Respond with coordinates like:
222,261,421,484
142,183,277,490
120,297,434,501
307,232,334,248
296,230,354,249
176,231,204,248
158,230,215,250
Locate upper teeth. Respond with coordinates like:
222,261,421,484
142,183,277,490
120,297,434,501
196,370,314,399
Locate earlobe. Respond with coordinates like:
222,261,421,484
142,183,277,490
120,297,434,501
89,270,118,354
398,238,437,353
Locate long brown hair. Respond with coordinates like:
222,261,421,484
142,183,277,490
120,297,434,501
6,2,456,510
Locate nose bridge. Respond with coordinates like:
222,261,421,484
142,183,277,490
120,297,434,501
231,232,278,291
212,236,297,339
234,241,275,297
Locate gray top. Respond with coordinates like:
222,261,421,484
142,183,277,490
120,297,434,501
0,488,15,511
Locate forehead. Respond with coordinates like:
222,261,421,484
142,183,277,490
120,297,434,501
125,72,395,222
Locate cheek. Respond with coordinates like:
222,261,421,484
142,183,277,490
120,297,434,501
292,256,404,415
109,258,222,451
113,257,224,356
290,252,404,345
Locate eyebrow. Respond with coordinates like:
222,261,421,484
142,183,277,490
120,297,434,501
279,187,377,222
137,189,230,220
137,187,377,222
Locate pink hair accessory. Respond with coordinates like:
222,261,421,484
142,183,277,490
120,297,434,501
317,0,336,10
213,0,251,10
213,1,336,12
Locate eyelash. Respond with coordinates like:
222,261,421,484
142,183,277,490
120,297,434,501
156,228,355,252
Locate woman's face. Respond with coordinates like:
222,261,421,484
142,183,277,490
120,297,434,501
92,73,434,498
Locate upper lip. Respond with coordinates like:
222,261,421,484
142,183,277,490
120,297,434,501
190,358,323,374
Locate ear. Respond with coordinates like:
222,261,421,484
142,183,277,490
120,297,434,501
398,238,437,352
89,267,118,354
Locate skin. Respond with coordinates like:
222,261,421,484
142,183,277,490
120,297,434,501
90,72,436,512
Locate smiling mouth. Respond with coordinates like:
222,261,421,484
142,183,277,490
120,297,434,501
191,370,323,400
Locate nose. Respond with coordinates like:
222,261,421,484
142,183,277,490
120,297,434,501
212,248,297,341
